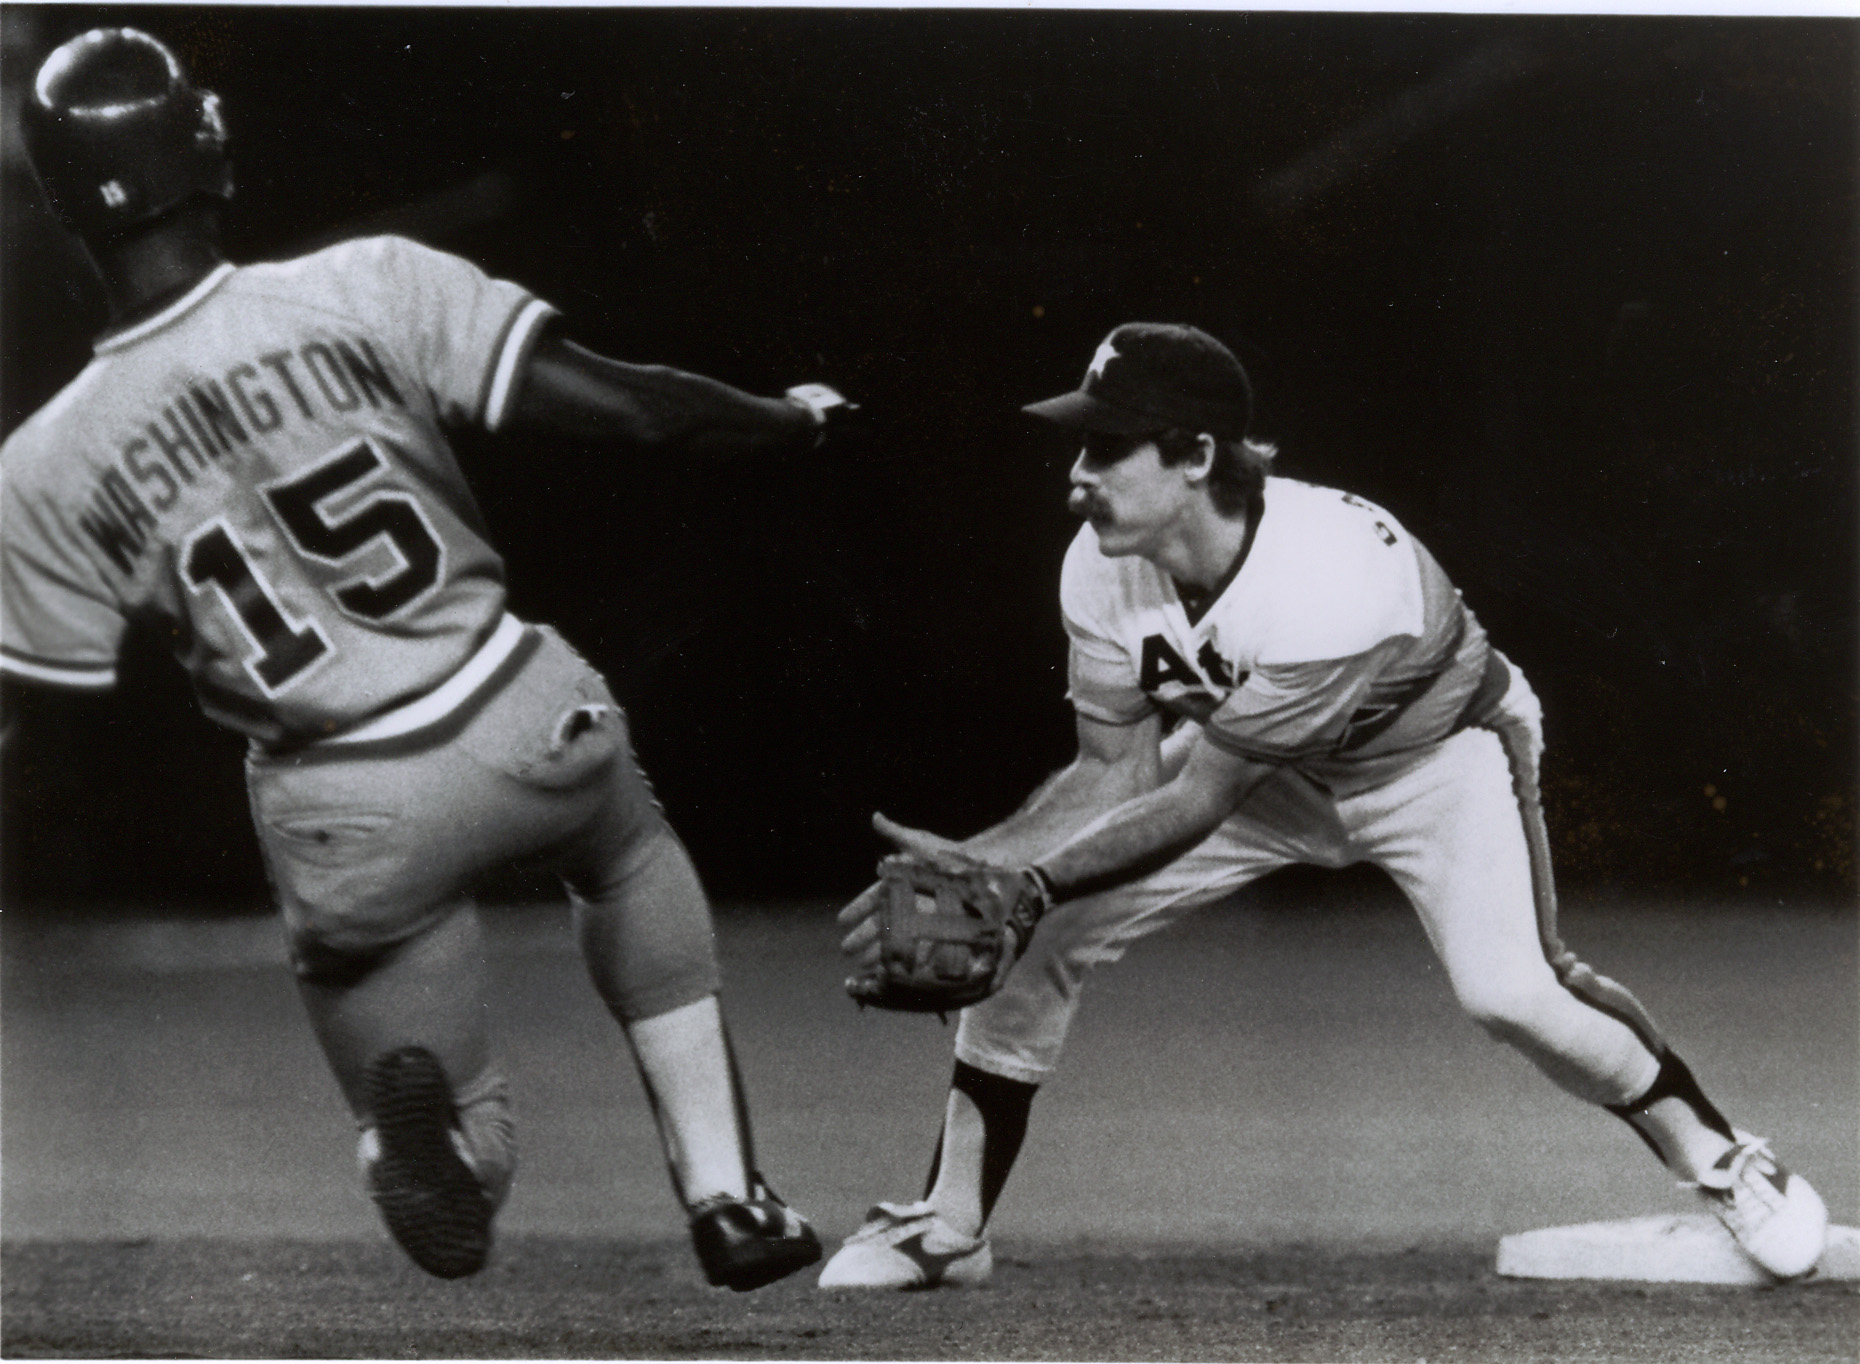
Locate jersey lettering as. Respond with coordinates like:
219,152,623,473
0,235,557,747
1061,476,1506,785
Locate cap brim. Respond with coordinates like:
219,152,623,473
1021,390,1161,434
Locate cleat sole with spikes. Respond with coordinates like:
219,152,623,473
366,1046,494,1279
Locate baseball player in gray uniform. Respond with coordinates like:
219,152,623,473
824,322,1829,1289
3,28,848,1288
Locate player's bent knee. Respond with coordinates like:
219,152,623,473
289,930,389,986
572,827,721,1021
1465,1006,1538,1049
1452,975,1563,1045
284,898,450,983
1456,970,1626,1069
599,962,716,1024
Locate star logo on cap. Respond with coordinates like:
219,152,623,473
1086,337,1122,383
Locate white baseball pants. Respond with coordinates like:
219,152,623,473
955,671,1667,1109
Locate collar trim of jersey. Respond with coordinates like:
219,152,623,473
93,263,236,355
1174,487,1265,627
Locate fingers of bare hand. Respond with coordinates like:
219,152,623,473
843,933,882,971
840,913,881,958
872,811,957,857
836,882,884,927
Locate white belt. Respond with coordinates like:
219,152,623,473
325,614,527,745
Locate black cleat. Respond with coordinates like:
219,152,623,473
689,1188,824,1291
364,1046,494,1279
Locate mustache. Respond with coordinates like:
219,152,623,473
1068,488,1110,520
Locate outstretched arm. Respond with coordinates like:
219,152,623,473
838,715,1258,997
845,724,1272,975
869,707,1168,869
1031,734,1275,901
501,332,844,453
841,711,1166,951
953,710,1167,864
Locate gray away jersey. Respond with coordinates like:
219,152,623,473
1,235,557,747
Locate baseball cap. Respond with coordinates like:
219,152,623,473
1023,323,1252,440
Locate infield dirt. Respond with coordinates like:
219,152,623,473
4,897,1855,1359
5,1235,1858,1361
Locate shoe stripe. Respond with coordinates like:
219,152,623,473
892,1232,979,1285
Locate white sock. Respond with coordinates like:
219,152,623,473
626,995,750,1208
926,1089,986,1237
1629,1096,1738,1183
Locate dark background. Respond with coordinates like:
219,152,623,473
3,6,1855,911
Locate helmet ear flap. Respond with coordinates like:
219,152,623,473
21,27,233,241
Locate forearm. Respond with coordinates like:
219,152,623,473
507,337,816,451
960,755,1157,865
1032,747,1276,901
1031,778,1231,899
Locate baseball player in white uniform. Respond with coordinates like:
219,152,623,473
822,322,1829,1288
3,28,847,1288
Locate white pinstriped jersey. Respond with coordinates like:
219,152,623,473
0,235,556,747
1062,476,1506,785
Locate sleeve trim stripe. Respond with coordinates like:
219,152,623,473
483,298,559,432
1199,725,1302,762
0,652,117,688
1070,698,1155,726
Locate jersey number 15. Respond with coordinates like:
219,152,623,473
181,439,444,695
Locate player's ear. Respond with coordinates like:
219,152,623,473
1184,432,1217,485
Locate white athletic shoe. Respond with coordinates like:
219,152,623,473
817,1200,993,1290
1692,1130,1829,1280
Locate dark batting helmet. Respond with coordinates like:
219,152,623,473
21,28,233,241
